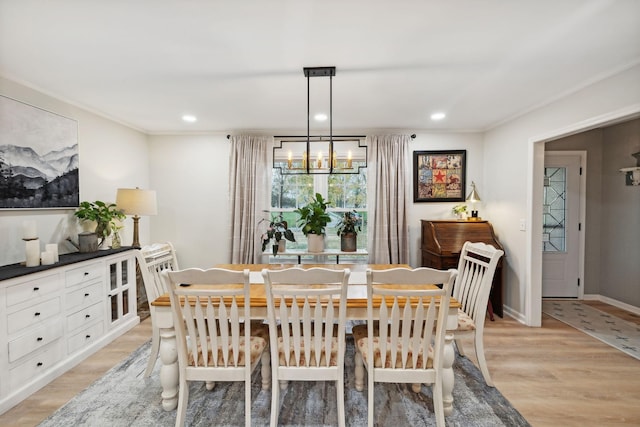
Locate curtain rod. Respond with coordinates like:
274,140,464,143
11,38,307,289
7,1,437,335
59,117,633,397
226,134,416,139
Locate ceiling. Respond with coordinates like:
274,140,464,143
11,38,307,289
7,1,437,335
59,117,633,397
1,0,639,134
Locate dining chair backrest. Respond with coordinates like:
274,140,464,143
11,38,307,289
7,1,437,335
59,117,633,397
261,267,351,427
136,242,179,302
453,241,504,327
361,267,457,427
163,267,267,427
135,242,180,377
451,241,504,387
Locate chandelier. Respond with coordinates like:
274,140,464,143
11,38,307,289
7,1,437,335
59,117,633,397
273,66,367,175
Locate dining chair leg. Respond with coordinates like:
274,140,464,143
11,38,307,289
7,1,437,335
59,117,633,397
270,376,280,427
475,331,494,387
336,378,346,427
261,351,271,390
205,381,215,390
433,377,445,427
354,351,365,391
175,379,189,427
454,336,466,356
144,327,160,377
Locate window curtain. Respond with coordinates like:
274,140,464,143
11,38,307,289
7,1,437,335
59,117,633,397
228,135,271,264
366,134,411,264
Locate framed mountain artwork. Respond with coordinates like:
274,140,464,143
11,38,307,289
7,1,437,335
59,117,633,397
0,95,79,209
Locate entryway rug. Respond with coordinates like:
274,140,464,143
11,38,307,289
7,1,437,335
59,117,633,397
543,300,640,360
37,337,528,427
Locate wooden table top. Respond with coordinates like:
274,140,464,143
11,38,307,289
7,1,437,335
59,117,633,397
151,264,459,309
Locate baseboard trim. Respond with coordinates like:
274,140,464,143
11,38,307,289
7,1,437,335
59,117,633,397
583,294,640,316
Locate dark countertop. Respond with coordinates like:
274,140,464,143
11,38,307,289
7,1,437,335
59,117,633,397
0,247,136,282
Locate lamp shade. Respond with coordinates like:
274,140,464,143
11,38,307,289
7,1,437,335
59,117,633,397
466,182,481,203
116,188,157,216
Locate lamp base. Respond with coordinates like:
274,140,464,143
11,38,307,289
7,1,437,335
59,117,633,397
131,215,141,248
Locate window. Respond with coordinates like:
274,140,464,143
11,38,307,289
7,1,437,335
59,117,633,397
269,168,367,254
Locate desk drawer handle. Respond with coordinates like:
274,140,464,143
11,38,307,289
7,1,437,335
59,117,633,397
37,337,43,342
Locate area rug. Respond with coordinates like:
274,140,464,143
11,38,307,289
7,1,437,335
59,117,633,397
543,300,640,360
38,338,529,427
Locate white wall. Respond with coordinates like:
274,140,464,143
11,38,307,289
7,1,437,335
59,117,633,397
148,134,230,269
0,77,150,266
483,63,640,325
407,132,484,267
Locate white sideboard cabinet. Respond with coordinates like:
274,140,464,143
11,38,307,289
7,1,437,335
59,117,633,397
0,248,139,414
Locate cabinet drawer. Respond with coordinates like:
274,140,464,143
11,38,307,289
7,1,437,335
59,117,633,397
65,262,103,287
67,302,103,333
8,320,64,363
7,297,61,335
67,322,104,354
66,281,103,312
6,274,61,307
9,340,64,390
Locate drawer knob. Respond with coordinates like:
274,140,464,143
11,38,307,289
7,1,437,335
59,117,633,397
85,314,91,318
85,334,91,339
85,293,90,297
37,337,43,341
37,362,43,367
84,272,89,276
34,312,41,316
33,286,40,291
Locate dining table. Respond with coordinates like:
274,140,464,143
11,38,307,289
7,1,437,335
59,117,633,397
150,263,461,416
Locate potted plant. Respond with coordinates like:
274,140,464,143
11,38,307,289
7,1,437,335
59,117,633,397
74,200,126,249
336,210,362,252
295,193,331,253
261,214,296,256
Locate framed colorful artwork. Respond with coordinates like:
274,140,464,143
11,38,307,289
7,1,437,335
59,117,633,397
413,150,466,202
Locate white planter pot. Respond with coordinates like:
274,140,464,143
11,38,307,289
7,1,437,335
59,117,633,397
307,234,324,253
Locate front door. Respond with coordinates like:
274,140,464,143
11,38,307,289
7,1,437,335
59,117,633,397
542,153,583,298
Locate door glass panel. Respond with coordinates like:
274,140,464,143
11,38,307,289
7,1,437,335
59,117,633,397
121,260,128,285
543,167,566,252
123,289,129,316
110,263,117,290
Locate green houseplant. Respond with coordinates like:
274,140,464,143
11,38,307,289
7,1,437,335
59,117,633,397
261,214,296,256
74,200,126,247
336,210,361,252
295,193,331,252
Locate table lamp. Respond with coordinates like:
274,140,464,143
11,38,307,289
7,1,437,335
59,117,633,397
116,188,157,248
466,181,481,220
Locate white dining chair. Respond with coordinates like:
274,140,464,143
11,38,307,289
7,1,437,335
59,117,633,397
452,241,504,387
163,267,270,427
135,242,180,377
353,267,457,427
261,267,351,427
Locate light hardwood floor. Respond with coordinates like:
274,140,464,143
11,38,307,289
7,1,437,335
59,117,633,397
1,302,639,427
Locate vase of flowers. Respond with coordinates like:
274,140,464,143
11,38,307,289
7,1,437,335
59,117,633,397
336,210,362,252
452,204,468,220
261,214,296,257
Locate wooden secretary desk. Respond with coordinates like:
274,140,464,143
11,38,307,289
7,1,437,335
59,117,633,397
420,219,505,318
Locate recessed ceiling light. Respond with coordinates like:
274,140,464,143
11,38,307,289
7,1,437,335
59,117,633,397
314,113,328,122
430,112,446,121
182,114,197,123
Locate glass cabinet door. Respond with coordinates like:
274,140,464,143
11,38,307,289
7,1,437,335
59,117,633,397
107,256,134,327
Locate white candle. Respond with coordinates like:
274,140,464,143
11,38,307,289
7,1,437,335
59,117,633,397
45,243,59,262
25,239,40,267
22,220,37,239
41,251,54,265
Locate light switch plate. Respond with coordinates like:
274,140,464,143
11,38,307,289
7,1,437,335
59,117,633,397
519,219,526,231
